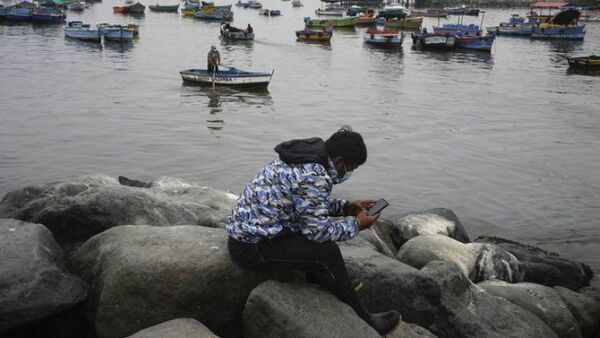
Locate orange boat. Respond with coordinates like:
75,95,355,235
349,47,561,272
113,6,129,13
355,9,376,25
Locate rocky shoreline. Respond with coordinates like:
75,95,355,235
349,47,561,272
1,175,599,338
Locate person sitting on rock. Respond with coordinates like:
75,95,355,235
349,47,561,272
226,126,401,335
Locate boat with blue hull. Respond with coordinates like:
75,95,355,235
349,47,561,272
8,6,33,22
363,26,403,47
433,23,480,36
455,34,495,51
32,7,65,23
530,8,585,40
486,14,533,36
411,29,456,50
180,67,274,87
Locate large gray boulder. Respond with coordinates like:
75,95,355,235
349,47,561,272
0,175,237,248
475,236,593,290
339,237,440,327
390,208,470,249
554,286,600,337
68,225,295,338
478,280,582,338
243,280,381,338
0,219,87,332
387,322,438,338
126,318,220,338
423,262,558,338
396,235,476,279
465,243,521,283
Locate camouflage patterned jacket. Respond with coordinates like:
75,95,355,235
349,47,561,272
226,157,359,244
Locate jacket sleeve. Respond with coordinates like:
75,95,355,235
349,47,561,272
329,199,348,217
294,170,358,243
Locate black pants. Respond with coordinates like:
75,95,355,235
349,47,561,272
208,64,218,73
228,231,367,318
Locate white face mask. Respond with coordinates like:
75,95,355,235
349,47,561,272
339,163,353,183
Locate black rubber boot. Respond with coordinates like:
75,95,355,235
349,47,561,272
364,310,401,335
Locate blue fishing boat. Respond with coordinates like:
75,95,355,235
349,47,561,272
31,6,65,23
180,67,274,87
486,14,533,36
455,34,495,51
0,5,8,21
530,8,585,40
433,23,480,36
411,29,456,50
8,6,34,22
363,19,402,47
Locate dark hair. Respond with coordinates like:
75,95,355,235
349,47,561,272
325,126,367,166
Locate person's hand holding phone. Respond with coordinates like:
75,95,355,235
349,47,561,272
356,210,379,231
344,199,377,216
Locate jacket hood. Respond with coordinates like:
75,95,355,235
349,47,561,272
274,137,329,167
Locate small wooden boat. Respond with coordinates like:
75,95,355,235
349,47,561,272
124,23,140,36
247,0,262,9
194,7,233,20
113,6,129,13
8,6,33,21
149,3,180,12
180,67,274,87
355,9,376,25
444,5,479,16
410,9,447,17
315,3,344,16
346,5,368,16
304,16,357,28
296,26,332,42
67,1,86,11
258,8,268,15
98,23,135,41
220,23,254,40
64,21,101,41
385,16,423,30
530,9,585,40
455,34,495,52
127,2,146,14
291,0,303,7
31,6,65,23
567,55,600,69
363,26,403,46
411,30,455,49
486,14,533,36
377,5,408,19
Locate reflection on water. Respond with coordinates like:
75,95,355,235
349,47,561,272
566,68,600,77
181,84,273,133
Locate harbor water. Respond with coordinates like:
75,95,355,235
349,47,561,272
1,1,599,273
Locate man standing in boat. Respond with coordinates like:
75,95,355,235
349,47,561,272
207,45,220,74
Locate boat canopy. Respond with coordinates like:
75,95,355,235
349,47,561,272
530,1,569,9
548,8,580,24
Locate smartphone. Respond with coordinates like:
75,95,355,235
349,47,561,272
368,199,389,216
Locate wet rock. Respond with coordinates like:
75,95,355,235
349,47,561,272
580,276,600,304
339,237,440,327
126,318,220,338
68,225,294,338
423,261,558,338
554,286,600,337
396,235,476,279
465,242,520,283
0,175,237,248
390,208,470,249
478,280,582,338
387,322,438,338
475,236,593,290
243,280,381,338
358,221,396,258
0,219,87,333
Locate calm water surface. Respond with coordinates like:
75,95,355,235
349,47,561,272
1,2,599,271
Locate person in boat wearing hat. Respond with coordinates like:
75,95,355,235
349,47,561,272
207,45,221,74
226,126,401,335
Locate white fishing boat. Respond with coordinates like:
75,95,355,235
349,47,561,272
315,3,343,16
291,0,303,7
64,21,101,42
180,67,274,87
98,23,135,41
